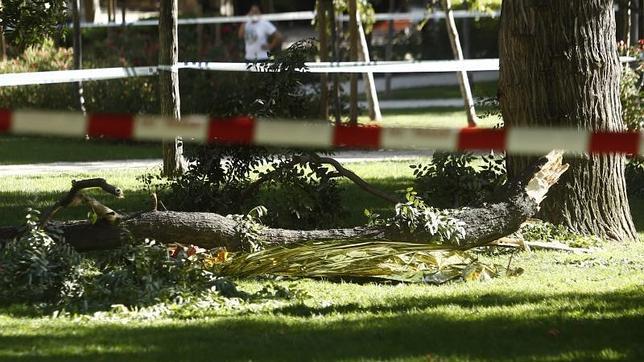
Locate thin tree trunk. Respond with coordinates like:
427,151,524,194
160,0,187,176
120,0,126,24
348,0,359,125
220,0,233,16
640,0,644,39
385,0,395,96
630,0,640,43
81,0,93,22
357,10,382,122
623,0,633,44
0,0,6,62
107,0,114,22
330,4,341,125
441,0,477,128
318,0,329,120
499,0,637,241
71,0,86,114
0,28,5,62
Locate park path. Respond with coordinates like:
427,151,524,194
0,150,430,177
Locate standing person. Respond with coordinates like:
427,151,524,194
238,4,283,62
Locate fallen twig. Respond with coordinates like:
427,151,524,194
491,237,595,253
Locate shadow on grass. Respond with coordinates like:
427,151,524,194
0,288,642,361
273,286,644,318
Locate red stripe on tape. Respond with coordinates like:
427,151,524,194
333,125,382,149
208,116,255,144
458,128,506,151
0,109,11,133
87,113,134,139
590,131,640,155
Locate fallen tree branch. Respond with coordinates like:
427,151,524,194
303,154,401,204
40,178,124,226
490,237,595,253
240,154,401,205
1,151,568,253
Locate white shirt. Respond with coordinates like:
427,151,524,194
243,19,277,61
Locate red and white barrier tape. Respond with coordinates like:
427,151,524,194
1,109,643,155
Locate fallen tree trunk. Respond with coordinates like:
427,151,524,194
0,152,568,252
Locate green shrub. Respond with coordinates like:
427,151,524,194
0,210,82,305
619,43,643,197
165,40,344,230
0,211,221,310
411,152,506,209
0,39,77,111
0,0,67,53
621,65,643,131
0,39,159,113
166,146,345,230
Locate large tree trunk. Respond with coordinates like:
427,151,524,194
499,0,637,241
159,0,187,176
0,152,568,252
441,0,478,128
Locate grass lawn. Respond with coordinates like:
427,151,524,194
1,157,643,361
0,241,641,361
1,104,642,361
364,81,498,101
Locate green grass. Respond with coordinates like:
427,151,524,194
1,106,643,361
374,108,501,128
365,81,498,101
0,241,642,361
0,159,432,227
0,136,160,165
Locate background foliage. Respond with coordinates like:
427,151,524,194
0,0,67,53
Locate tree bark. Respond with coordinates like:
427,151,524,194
0,0,6,62
623,0,633,45
318,0,329,120
329,3,342,125
499,0,637,241
0,152,568,252
71,0,86,114
640,0,644,40
348,0,359,125
81,0,95,22
385,0,395,96
441,0,478,128
120,0,126,25
159,0,187,176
